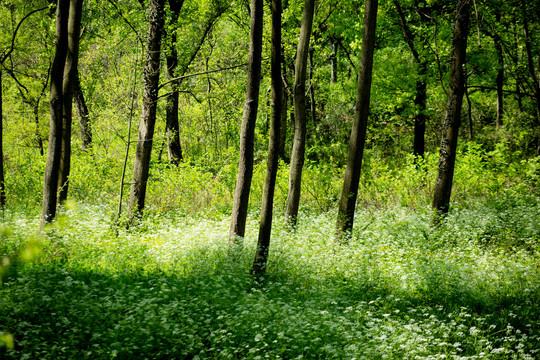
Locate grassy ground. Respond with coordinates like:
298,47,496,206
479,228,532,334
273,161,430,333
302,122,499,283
0,195,539,359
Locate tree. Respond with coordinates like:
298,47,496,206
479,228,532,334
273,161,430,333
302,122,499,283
432,0,470,217
164,0,185,165
228,0,264,246
0,69,4,208
285,0,316,228
127,0,166,220
393,0,429,159
41,0,70,228
58,0,84,202
335,0,378,240
520,0,540,130
73,70,92,151
252,0,282,278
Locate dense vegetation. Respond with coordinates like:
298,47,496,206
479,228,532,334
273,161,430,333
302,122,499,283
1,0,539,358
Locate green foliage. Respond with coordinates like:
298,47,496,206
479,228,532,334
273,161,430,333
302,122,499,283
0,197,539,359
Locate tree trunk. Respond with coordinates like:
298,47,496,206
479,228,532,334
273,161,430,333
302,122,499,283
228,0,264,245
0,70,5,208
465,83,473,140
252,0,282,278
74,70,92,151
164,0,185,165
127,0,165,220
41,0,70,229
413,71,427,158
309,47,316,126
58,0,83,203
335,0,378,240
494,11,504,130
521,0,540,124
394,0,427,158
432,0,470,217
278,77,288,161
285,0,315,228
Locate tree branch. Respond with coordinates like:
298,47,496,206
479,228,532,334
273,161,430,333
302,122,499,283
158,62,248,90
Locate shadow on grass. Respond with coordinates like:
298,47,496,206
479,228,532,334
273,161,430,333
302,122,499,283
1,253,539,359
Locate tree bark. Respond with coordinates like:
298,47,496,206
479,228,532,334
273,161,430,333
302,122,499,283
252,0,282,278
0,70,5,208
335,0,378,240
432,0,470,217
521,0,540,124
164,0,185,165
58,0,83,203
394,0,427,158
309,47,316,126
285,0,316,228
41,0,70,229
494,11,504,129
127,0,165,220
73,70,92,151
228,0,264,245
278,76,288,161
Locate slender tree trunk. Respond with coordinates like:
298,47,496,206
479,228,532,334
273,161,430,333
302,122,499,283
278,77,288,161
285,0,316,228
521,0,540,124
494,12,504,129
432,0,470,217
309,47,316,126
413,64,427,158
127,0,165,220
33,101,45,156
252,0,282,278
465,83,473,140
335,0,378,240
228,0,264,245
165,0,185,165
0,70,5,208
73,71,92,151
58,0,83,203
41,0,70,229
394,0,427,158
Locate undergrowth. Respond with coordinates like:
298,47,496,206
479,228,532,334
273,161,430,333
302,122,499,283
0,194,539,359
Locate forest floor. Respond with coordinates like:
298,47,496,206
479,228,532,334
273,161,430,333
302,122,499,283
0,196,539,359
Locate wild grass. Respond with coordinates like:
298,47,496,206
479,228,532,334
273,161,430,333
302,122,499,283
1,193,539,359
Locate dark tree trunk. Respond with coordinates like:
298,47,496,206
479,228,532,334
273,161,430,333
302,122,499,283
0,70,5,207
41,0,70,228
278,77,288,161
252,0,282,278
521,0,540,124
309,47,316,126
413,71,427,158
58,0,83,203
228,0,264,245
394,0,427,158
285,0,315,228
465,83,473,140
432,0,470,217
73,70,92,151
335,0,378,239
164,0,185,165
127,0,165,220
494,12,504,129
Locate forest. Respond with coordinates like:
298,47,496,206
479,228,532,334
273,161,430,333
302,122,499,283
0,0,539,358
